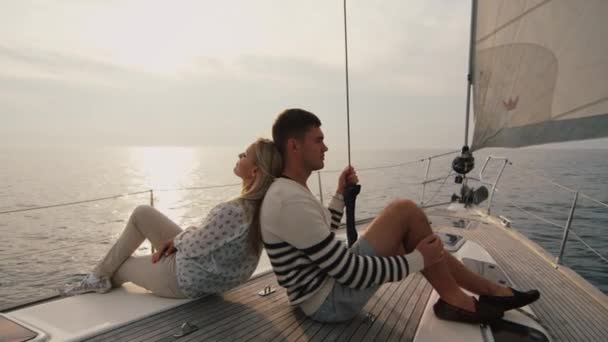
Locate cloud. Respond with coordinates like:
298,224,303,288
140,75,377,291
0,44,165,88
0,41,470,149
0,0,474,149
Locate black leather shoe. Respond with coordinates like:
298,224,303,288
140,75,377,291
433,298,504,324
479,288,540,311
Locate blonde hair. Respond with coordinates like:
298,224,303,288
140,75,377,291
239,138,283,255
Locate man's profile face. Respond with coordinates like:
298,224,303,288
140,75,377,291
299,126,328,172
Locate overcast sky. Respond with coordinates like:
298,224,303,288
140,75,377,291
1,0,606,150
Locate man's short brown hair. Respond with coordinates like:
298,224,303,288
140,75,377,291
272,108,322,157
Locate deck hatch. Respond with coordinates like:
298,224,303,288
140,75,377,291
462,258,512,287
0,315,38,342
490,319,550,342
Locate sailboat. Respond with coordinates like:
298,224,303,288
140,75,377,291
2,0,607,341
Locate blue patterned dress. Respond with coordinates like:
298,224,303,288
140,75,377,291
174,199,259,298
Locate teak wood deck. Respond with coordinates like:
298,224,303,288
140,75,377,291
85,209,608,341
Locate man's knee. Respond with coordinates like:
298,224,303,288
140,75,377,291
388,198,431,231
387,198,418,213
382,198,418,227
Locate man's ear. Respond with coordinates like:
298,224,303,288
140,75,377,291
287,138,298,152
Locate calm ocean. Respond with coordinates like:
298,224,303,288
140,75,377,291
1,146,607,309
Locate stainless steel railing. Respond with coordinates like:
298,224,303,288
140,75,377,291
1,152,606,268
476,156,608,268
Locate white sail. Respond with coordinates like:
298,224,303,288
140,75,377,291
471,0,608,149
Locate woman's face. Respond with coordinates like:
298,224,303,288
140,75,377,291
234,143,257,182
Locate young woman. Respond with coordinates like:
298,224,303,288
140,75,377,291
62,138,282,298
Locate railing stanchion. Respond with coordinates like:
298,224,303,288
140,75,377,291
150,189,155,253
479,156,492,183
317,172,324,205
420,158,432,206
487,159,508,214
556,191,579,267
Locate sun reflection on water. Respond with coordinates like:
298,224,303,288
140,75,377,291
128,146,199,222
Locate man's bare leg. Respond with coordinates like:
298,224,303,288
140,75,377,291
444,253,512,296
362,199,512,298
362,199,476,311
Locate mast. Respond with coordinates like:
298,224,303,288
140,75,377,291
452,0,482,208
464,0,477,147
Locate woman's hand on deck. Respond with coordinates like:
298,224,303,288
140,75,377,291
151,239,177,263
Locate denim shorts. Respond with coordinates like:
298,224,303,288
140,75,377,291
309,237,380,323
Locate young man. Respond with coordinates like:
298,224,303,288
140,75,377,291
260,108,539,324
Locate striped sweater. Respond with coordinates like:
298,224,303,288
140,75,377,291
260,178,424,314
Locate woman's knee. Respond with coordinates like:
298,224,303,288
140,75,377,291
132,205,156,220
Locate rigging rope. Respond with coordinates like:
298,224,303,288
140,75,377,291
508,162,608,209
342,0,361,247
0,184,241,215
424,171,454,205
321,149,460,173
344,0,352,167
570,231,608,265
0,190,152,215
